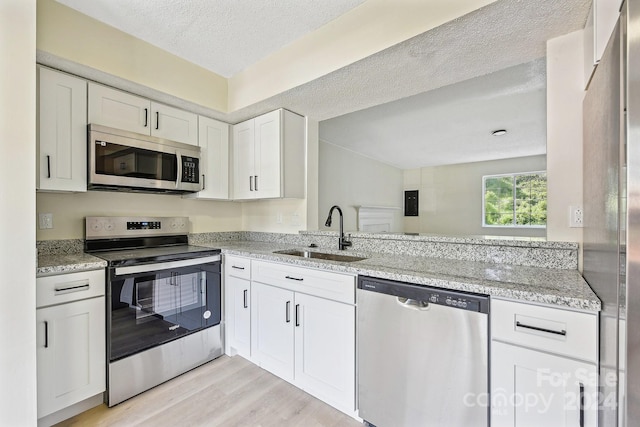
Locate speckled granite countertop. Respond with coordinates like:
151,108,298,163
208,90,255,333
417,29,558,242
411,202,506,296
35,240,600,312
210,241,601,312
37,253,107,277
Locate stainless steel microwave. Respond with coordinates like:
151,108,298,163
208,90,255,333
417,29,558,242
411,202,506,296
88,124,202,194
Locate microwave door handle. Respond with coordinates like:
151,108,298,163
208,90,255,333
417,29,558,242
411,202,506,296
175,152,182,189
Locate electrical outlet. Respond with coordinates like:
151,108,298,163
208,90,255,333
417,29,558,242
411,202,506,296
569,206,583,228
291,212,301,226
38,213,54,229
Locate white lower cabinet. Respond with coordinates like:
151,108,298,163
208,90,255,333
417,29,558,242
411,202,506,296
293,292,355,413
224,255,252,358
36,270,105,419
224,257,356,416
251,282,295,382
225,275,252,358
492,342,597,427
490,299,598,427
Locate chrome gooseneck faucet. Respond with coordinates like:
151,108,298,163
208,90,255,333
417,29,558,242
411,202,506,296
325,205,352,250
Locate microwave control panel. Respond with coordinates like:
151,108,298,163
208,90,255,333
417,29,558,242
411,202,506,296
181,156,200,184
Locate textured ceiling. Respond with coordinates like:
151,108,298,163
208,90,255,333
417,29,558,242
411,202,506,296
54,0,367,77
320,59,547,169
230,0,590,123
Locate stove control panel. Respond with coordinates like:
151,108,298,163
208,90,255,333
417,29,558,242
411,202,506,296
127,221,161,230
85,216,188,239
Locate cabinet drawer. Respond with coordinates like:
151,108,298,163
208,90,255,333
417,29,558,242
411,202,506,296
37,269,105,308
225,255,251,280
252,260,355,304
491,299,597,363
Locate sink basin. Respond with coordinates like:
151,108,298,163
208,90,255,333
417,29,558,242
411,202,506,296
273,249,366,263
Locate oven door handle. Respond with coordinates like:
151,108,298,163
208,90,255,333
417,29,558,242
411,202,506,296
114,255,220,276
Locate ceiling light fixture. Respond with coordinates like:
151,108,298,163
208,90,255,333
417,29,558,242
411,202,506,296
492,129,507,136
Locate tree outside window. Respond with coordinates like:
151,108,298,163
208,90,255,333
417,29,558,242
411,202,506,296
483,172,546,227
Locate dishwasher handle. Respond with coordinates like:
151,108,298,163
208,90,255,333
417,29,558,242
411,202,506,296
397,297,430,311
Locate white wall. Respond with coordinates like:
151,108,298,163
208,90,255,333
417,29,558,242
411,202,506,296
546,30,584,258
36,192,243,240
318,140,404,232
0,0,37,424
404,155,547,237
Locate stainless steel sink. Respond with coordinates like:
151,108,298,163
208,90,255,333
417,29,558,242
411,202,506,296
273,249,366,262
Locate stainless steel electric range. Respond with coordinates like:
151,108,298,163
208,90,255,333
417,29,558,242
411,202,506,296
85,216,222,406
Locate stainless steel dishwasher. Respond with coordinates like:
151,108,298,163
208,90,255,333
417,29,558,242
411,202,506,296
357,276,490,427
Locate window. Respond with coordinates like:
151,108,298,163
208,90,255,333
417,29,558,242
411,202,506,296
483,172,547,227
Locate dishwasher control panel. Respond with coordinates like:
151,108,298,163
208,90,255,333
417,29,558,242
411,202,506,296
358,276,489,314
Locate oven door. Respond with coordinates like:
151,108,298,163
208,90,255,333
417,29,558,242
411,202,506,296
107,256,221,363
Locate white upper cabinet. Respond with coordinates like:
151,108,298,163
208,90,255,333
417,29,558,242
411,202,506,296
88,83,198,145
232,119,256,200
584,0,621,87
232,109,306,200
186,116,230,200
88,83,149,134
37,66,87,192
151,102,198,146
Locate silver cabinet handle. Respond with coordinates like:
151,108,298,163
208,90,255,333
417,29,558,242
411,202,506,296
202,174,205,191
255,175,258,191
155,111,159,130
144,108,148,127
249,176,254,191
243,289,248,309
232,265,245,270
515,321,567,336
285,276,303,282
295,304,300,327
286,301,291,323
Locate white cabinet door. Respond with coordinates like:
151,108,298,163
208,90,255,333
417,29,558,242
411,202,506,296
231,109,305,200
36,297,105,418
232,118,256,200
191,116,229,199
37,66,87,192
225,275,251,358
254,110,282,198
251,282,294,382
151,102,198,146
294,292,355,413
88,83,150,134
491,341,597,427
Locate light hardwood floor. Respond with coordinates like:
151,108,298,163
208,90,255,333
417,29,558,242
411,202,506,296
55,355,362,427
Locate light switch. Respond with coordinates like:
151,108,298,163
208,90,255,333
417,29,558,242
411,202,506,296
38,213,54,229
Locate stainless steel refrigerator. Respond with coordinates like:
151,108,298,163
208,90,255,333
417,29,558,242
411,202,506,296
583,1,640,425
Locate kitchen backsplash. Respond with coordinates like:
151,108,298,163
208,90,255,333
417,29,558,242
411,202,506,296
37,231,579,270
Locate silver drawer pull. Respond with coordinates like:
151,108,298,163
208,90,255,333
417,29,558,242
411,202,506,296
54,280,90,295
285,275,304,282
516,321,567,336
232,266,245,270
